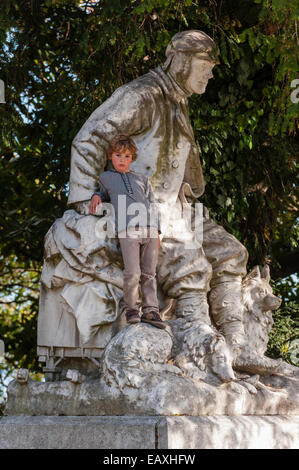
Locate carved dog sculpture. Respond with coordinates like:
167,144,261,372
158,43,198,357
233,265,283,375
102,323,181,391
167,312,236,384
165,264,286,381
102,265,290,390
243,265,281,356
173,321,235,384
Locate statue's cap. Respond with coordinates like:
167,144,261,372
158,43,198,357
166,30,219,63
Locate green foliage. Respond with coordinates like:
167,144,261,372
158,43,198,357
273,275,298,303
266,277,298,366
0,0,298,391
266,300,299,365
0,255,42,408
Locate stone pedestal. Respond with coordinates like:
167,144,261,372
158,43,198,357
0,415,298,449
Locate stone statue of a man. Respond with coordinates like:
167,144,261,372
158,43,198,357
38,30,248,369
67,30,248,354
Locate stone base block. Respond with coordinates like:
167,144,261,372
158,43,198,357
0,416,158,449
157,416,299,449
0,415,298,449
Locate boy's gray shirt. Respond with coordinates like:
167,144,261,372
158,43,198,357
94,169,161,234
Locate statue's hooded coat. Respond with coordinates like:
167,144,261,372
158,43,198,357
68,66,205,206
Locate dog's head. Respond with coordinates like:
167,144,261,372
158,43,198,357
243,265,282,313
186,326,235,383
206,334,235,382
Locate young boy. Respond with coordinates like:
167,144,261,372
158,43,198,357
89,135,166,329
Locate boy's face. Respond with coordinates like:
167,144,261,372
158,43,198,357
109,148,133,173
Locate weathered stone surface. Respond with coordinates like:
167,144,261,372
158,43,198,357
0,416,158,449
5,321,299,417
4,368,299,417
0,415,298,449
157,416,299,449
33,29,296,423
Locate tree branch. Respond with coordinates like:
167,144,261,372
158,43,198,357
270,250,299,280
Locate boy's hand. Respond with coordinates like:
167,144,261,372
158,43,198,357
89,194,102,214
158,233,161,249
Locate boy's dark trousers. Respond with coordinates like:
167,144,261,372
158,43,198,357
118,226,160,314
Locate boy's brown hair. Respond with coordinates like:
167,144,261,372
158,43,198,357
107,135,138,161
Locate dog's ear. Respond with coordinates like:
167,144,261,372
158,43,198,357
261,264,270,283
244,265,261,282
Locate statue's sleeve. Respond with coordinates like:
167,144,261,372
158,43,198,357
67,86,153,205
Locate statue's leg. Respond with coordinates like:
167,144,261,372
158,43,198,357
202,217,249,354
157,236,212,325
156,225,238,384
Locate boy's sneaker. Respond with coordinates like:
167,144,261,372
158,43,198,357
141,311,166,329
125,309,141,324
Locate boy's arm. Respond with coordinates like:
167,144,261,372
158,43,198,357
89,178,110,215
93,177,110,202
146,177,161,235
89,177,110,215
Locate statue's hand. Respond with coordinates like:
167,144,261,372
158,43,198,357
72,200,91,216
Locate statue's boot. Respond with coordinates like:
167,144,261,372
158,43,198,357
174,292,236,383
208,278,246,355
170,291,212,353
176,292,212,326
